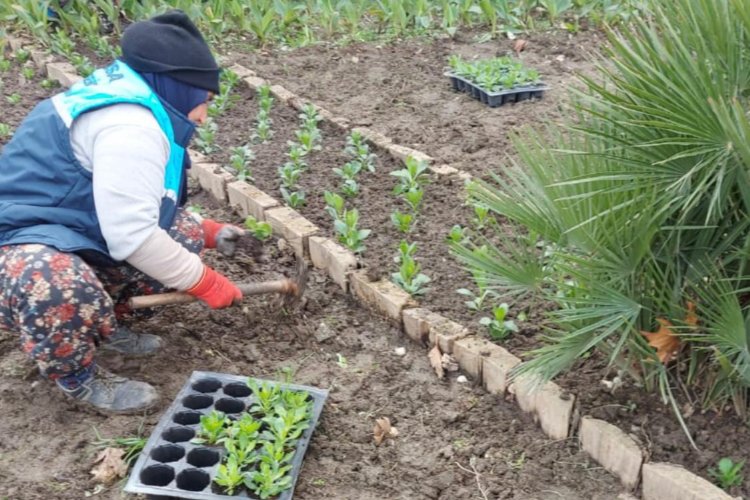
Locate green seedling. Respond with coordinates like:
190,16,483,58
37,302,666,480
336,353,348,368
21,66,34,80
295,128,322,154
391,156,429,195
244,216,273,241
341,178,359,198
195,410,228,445
299,103,321,132
51,29,76,58
40,78,59,89
195,119,219,154
249,460,293,499
14,49,30,64
248,380,282,415
709,458,745,490
391,210,413,233
187,204,204,215
258,85,273,104
403,187,424,212
334,208,371,254
281,187,306,208
6,94,21,105
286,143,307,169
480,303,518,341
256,117,273,142
392,241,430,296
0,58,10,72
69,53,95,77
278,162,303,189
345,130,377,173
223,433,259,468
214,456,246,495
229,145,255,182
472,203,494,229
456,288,498,312
333,161,362,181
0,123,13,139
446,224,469,244
324,191,345,220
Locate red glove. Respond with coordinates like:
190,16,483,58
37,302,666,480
202,219,246,257
187,266,242,309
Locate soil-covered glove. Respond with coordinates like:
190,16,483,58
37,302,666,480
187,266,242,309
202,219,246,257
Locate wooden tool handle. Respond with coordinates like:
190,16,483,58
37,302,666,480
127,280,297,310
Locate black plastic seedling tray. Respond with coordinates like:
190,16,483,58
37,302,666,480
446,72,549,108
124,370,328,500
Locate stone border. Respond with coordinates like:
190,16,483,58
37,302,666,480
10,36,733,500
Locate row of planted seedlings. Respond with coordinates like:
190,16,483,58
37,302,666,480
192,379,314,497
0,46,60,145
197,79,525,346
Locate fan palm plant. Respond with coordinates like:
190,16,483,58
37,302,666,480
452,0,750,444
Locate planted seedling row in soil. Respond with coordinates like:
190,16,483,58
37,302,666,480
204,86,495,329
125,371,327,499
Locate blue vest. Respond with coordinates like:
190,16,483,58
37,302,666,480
0,61,195,266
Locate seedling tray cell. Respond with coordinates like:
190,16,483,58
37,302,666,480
446,73,549,108
125,371,328,500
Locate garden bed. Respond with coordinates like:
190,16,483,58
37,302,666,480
2,28,750,498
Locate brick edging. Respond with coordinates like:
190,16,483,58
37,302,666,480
8,37,732,500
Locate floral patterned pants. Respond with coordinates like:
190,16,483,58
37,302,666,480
0,210,203,380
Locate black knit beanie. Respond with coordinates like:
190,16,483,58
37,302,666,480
120,10,220,94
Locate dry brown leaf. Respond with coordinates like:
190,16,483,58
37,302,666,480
685,301,698,327
90,447,129,485
373,417,398,446
641,318,681,364
428,345,444,379
512,39,528,55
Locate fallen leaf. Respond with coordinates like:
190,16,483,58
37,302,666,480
512,39,528,55
442,353,459,372
373,417,399,446
428,345,444,379
90,447,129,485
641,318,681,364
685,301,698,327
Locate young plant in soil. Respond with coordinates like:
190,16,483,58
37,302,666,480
69,52,95,77
281,187,307,209
195,119,219,155
324,191,345,220
709,457,745,490
195,410,229,445
14,48,30,64
456,287,498,312
471,202,494,230
391,210,414,233
392,241,430,296
480,303,518,341
214,455,246,495
345,130,377,173
391,156,429,195
209,378,314,497
244,216,273,241
5,93,21,106
0,123,13,140
295,128,322,155
21,65,34,80
228,145,255,182
299,104,322,134
255,85,274,143
446,224,469,245
334,208,371,254
209,69,241,118
333,161,362,198
0,57,10,72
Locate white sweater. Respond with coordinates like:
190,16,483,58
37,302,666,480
69,103,203,291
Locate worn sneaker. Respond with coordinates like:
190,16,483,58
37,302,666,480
101,326,163,356
56,364,159,414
